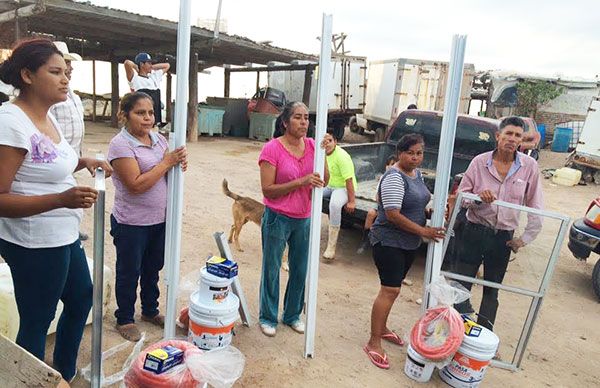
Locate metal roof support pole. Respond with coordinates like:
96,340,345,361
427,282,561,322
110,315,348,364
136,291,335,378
423,35,467,309
304,13,332,359
164,0,191,339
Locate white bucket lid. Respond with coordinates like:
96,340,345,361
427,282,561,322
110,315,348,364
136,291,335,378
189,290,239,316
200,267,234,288
461,324,499,353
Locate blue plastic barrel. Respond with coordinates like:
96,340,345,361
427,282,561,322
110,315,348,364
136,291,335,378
537,124,546,147
551,127,572,152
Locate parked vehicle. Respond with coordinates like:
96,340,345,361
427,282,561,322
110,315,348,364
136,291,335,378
267,55,367,141
323,109,499,227
569,96,600,184
352,58,475,141
568,196,600,300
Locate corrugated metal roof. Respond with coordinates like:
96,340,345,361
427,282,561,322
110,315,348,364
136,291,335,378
0,0,317,68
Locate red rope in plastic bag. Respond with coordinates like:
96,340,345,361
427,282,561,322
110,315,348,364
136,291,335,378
410,306,464,361
124,339,203,388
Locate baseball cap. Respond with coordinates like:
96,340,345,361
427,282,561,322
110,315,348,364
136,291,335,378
53,41,82,61
134,52,153,65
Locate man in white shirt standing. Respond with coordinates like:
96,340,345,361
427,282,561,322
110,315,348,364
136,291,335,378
50,41,88,241
124,53,170,127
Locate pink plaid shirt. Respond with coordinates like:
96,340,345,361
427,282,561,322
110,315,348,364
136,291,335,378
458,150,543,244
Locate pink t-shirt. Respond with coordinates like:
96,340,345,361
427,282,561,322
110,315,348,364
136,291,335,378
258,137,315,219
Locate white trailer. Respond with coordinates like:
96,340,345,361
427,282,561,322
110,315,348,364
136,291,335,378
267,55,367,140
353,58,475,140
571,96,600,183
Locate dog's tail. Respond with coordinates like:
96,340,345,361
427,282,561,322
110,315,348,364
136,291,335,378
222,179,242,201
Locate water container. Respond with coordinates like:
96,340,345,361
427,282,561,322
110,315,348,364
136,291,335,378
197,105,225,136
551,127,572,152
0,258,112,341
537,124,546,147
249,112,278,141
552,167,582,186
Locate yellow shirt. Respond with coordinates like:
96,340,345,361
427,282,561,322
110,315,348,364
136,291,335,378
326,146,357,189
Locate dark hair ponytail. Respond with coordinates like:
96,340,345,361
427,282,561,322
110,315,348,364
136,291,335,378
0,38,62,90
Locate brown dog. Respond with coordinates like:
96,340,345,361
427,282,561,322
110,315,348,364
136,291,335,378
222,179,289,271
222,179,264,252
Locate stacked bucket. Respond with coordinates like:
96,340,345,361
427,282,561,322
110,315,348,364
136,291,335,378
187,262,240,350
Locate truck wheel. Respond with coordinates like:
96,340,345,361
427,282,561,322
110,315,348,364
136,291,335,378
349,116,359,133
375,127,386,142
593,259,600,300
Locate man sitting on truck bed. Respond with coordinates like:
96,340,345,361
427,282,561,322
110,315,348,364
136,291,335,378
451,116,543,332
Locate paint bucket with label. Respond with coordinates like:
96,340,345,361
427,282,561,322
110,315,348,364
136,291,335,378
188,290,239,350
197,267,234,304
439,321,499,388
404,343,435,383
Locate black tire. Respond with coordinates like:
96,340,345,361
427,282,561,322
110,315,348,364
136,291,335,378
375,127,386,142
349,116,359,133
593,259,600,300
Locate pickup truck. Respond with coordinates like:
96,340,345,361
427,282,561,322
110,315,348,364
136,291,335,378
323,109,500,227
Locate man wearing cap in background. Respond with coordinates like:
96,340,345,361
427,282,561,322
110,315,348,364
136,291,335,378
124,53,170,126
50,41,88,241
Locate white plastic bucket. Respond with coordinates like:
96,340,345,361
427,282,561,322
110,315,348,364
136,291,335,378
404,344,435,383
188,290,239,350
197,267,234,305
439,323,499,388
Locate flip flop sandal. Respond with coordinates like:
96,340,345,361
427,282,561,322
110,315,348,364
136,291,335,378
363,345,390,369
381,331,405,346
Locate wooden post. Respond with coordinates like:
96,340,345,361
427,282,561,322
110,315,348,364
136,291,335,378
92,59,97,122
166,72,172,123
303,68,313,106
187,52,198,142
224,67,230,98
110,58,119,128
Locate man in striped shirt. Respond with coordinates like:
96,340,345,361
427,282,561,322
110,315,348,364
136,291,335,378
50,42,88,240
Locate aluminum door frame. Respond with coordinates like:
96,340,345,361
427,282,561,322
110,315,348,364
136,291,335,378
437,192,570,371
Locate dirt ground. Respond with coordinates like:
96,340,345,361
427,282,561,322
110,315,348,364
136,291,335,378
40,122,599,387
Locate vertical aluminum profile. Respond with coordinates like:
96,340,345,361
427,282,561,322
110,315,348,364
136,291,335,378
304,13,333,359
164,0,192,339
91,166,106,388
423,35,467,309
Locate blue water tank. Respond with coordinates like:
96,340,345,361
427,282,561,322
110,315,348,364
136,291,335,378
537,124,546,147
552,127,572,153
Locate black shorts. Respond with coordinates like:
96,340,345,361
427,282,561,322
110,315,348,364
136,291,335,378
372,243,416,287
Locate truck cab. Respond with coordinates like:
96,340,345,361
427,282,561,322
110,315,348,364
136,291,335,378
324,110,499,227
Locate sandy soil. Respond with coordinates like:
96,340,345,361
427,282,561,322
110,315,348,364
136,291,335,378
39,122,599,387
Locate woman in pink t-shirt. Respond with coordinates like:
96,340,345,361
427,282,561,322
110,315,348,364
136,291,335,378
257,102,328,337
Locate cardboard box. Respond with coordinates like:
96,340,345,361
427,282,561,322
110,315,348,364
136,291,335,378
206,255,238,279
143,345,184,374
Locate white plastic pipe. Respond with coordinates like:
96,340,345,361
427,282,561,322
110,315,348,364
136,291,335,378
423,35,467,309
164,0,192,339
304,13,333,359
91,165,106,388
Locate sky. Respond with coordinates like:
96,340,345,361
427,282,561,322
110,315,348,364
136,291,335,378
70,0,600,99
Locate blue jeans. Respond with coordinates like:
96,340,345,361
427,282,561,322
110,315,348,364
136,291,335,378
110,215,165,325
259,207,310,327
0,238,92,381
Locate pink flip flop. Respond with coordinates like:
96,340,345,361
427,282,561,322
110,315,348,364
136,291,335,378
363,345,390,369
381,331,405,346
